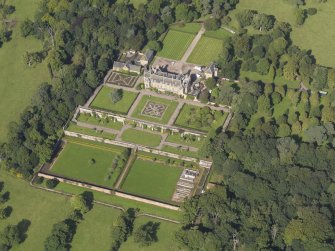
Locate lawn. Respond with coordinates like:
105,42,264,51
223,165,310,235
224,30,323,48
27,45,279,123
67,123,116,140
228,0,335,68
121,128,162,147
120,216,181,251
166,133,204,148
170,23,201,34
77,113,123,130
121,159,183,201
90,86,139,114
157,30,195,60
0,0,50,141
204,28,232,40
187,36,223,65
174,104,227,132
161,145,199,159
71,205,121,251
131,95,179,124
51,140,126,188
0,171,73,251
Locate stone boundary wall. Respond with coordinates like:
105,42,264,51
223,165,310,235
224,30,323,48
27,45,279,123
37,172,180,211
64,130,206,165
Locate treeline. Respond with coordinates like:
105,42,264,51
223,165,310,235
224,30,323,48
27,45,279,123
216,18,335,91
0,2,15,47
0,0,239,178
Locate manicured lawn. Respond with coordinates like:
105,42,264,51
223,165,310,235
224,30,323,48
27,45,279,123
90,86,138,114
71,205,121,251
0,171,73,251
161,145,199,159
170,23,201,34
0,0,50,141
51,140,125,187
53,182,182,221
204,28,232,40
187,36,223,65
121,128,162,147
67,123,116,140
166,133,204,148
157,30,195,60
229,0,335,68
121,159,183,201
120,216,181,251
131,95,179,124
77,113,123,130
174,104,227,132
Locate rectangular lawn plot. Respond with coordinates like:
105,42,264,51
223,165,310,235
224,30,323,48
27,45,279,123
51,141,126,188
187,36,223,65
121,128,162,147
157,30,195,60
90,86,138,114
174,104,226,132
169,23,201,34
131,95,178,124
121,159,183,201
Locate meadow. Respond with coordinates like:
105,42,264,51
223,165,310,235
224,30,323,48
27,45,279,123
121,159,183,201
0,0,50,141
228,0,335,68
51,140,125,187
121,128,162,147
157,30,195,60
187,36,223,65
131,95,179,124
90,86,138,114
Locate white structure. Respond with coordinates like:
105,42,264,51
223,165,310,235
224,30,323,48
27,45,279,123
113,61,141,74
144,67,192,97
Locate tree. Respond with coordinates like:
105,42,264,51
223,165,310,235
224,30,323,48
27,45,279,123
0,206,12,220
252,13,275,32
271,92,282,105
256,58,270,75
235,10,256,28
45,179,59,189
312,66,328,90
110,89,123,104
199,90,210,103
20,19,35,37
70,192,93,214
295,9,306,26
204,78,217,90
277,123,291,137
204,18,220,30
147,40,162,52
257,95,272,116
134,221,159,246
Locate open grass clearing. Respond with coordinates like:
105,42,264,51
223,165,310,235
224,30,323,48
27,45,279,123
175,104,227,132
157,30,195,60
121,159,183,201
131,95,179,124
77,113,123,130
90,86,138,114
121,128,162,147
120,216,181,251
0,0,50,141
187,36,223,65
170,23,201,34
204,28,232,40
228,0,335,68
51,140,126,188
67,123,116,140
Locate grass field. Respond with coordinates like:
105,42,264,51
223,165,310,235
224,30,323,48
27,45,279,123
71,205,121,251
187,36,223,65
121,159,183,201
0,0,50,141
204,28,232,40
229,0,335,68
131,95,179,124
166,134,204,148
120,216,181,251
157,30,195,60
90,86,138,114
77,113,123,130
121,128,162,147
51,140,125,187
161,145,199,159
67,123,116,140
170,23,201,34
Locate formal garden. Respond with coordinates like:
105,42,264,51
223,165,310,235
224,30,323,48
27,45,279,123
121,128,162,147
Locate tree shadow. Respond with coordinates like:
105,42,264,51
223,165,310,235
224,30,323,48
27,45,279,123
82,191,94,210
0,182,4,192
17,219,31,244
145,221,160,242
0,191,10,203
